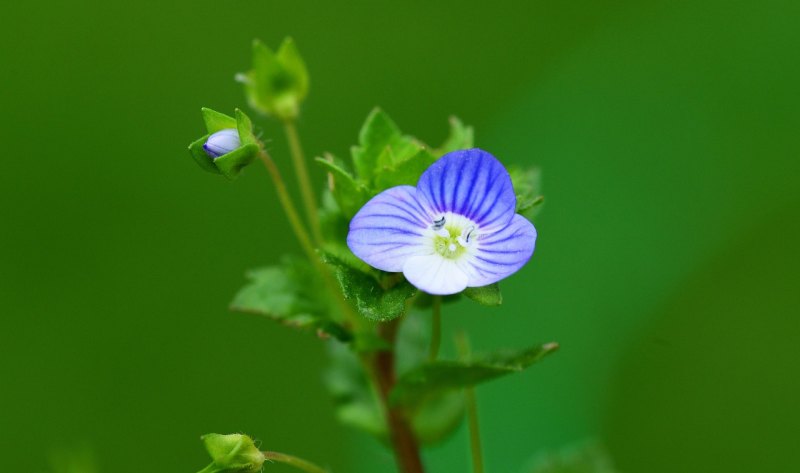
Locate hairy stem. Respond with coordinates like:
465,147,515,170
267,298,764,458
257,148,359,329
456,333,484,473
465,387,484,473
372,319,426,473
263,451,328,473
283,120,323,244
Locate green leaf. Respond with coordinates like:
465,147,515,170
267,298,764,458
351,108,418,182
324,341,387,439
526,441,620,473
315,154,371,218
321,251,417,322
436,116,474,156
390,342,560,407
396,310,465,444
463,283,502,306
373,147,438,191
509,165,544,219
230,256,350,341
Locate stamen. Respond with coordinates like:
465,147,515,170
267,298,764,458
432,216,446,230
465,226,476,243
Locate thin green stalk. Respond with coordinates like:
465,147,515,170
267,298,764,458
263,451,328,473
456,333,484,473
429,296,442,361
257,148,317,262
256,148,359,329
283,119,323,244
465,387,484,473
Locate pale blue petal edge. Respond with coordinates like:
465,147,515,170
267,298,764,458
459,214,537,287
346,185,434,273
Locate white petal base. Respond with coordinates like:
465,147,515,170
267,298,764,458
403,254,469,295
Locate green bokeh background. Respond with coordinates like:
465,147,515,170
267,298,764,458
1,1,798,472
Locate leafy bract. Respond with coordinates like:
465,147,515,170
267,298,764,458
316,109,474,219
509,165,544,219
390,342,559,408
463,283,503,306
436,116,474,155
229,256,350,341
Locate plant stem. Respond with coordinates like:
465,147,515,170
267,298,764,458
257,148,317,262
256,148,360,329
465,387,484,473
263,451,328,473
283,119,323,245
456,333,484,473
372,319,426,473
429,296,442,361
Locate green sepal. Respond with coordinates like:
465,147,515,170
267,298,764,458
463,283,503,306
214,143,259,179
390,342,560,408
436,116,474,156
230,256,351,342
188,134,221,174
202,107,237,132
198,433,265,473
243,38,309,120
189,108,259,179
509,165,544,219
321,251,417,322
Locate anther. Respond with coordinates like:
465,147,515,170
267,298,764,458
432,216,446,230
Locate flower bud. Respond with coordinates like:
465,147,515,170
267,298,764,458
203,129,241,159
197,433,265,473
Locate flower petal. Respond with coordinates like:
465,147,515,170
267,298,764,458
417,148,517,232
459,214,537,287
403,254,469,295
347,185,435,272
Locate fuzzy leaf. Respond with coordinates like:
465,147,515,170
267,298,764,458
351,108,418,182
230,257,350,341
463,283,502,306
321,252,416,322
324,341,387,438
390,342,559,407
396,311,465,444
373,147,438,191
315,155,371,218
509,165,544,219
436,116,474,156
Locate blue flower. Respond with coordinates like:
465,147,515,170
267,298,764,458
347,148,537,295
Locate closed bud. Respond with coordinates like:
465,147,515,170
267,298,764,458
203,128,241,159
197,433,265,473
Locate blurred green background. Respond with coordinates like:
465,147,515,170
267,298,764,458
1,0,798,472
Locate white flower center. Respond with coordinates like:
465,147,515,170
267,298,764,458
425,212,481,260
